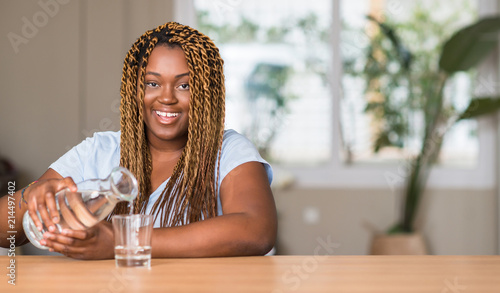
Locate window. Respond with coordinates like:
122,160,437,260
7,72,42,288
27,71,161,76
194,0,333,165
341,0,479,167
185,0,497,189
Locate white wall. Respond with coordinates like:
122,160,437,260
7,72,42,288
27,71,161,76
275,187,497,255
0,0,175,187
1,0,81,185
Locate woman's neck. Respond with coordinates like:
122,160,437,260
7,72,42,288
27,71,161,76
148,138,186,192
148,138,186,162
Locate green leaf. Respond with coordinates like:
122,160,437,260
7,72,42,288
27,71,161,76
439,16,500,74
458,97,500,120
364,101,385,112
367,15,413,70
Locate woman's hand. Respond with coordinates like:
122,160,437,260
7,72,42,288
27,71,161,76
40,220,115,260
25,177,77,232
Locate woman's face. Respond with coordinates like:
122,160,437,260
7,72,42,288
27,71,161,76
140,45,190,146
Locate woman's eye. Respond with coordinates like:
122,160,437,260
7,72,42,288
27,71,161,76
146,82,159,88
178,84,189,90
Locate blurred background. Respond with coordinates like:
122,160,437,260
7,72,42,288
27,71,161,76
1,0,499,255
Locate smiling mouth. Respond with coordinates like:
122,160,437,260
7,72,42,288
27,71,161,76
155,110,179,118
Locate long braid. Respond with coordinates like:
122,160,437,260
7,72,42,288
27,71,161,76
110,22,225,227
113,35,146,216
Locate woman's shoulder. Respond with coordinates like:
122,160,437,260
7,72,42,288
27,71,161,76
219,129,272,181
82,131,121,151
49,131,121,182
89,130,120,144
222,129,253,147
221,129,261,157
222,129,239,139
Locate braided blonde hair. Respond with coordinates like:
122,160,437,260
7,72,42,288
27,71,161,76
110,22,225,227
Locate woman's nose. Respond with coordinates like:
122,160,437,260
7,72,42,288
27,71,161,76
157,86,177,104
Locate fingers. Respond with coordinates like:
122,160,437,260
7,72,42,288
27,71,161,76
42,230,92,259
48,178,77,224
25,177,77,232
27,199,44,232
61,228,93,240
41,222,114,260
29,185,58,232
41,191,59,231
44,191,59,226
41,234,79,258
42,229,92,245
42,232,75,246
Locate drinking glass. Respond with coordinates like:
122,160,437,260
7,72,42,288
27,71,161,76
112,214,153,268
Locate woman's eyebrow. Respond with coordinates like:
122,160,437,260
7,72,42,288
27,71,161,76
144,72,189,78
145,71,161,77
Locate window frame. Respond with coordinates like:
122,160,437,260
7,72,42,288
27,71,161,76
181,0,499,190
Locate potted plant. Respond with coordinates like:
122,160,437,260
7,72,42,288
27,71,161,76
350,14,500,254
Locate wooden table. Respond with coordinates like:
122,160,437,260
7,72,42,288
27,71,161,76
1,255,499,292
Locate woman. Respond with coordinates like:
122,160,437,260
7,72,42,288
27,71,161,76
0,22,277,259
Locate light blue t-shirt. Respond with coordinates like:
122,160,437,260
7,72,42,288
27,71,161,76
49,129,272,227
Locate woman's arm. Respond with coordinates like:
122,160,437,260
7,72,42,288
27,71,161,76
151,161,277,257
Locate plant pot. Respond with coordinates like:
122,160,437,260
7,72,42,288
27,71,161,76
370,233,428,255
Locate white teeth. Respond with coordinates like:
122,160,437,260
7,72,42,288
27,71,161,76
155,111,179,117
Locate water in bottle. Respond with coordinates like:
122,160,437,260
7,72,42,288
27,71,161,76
22,167,138,250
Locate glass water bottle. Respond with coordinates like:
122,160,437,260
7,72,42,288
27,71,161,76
22,166,138,250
